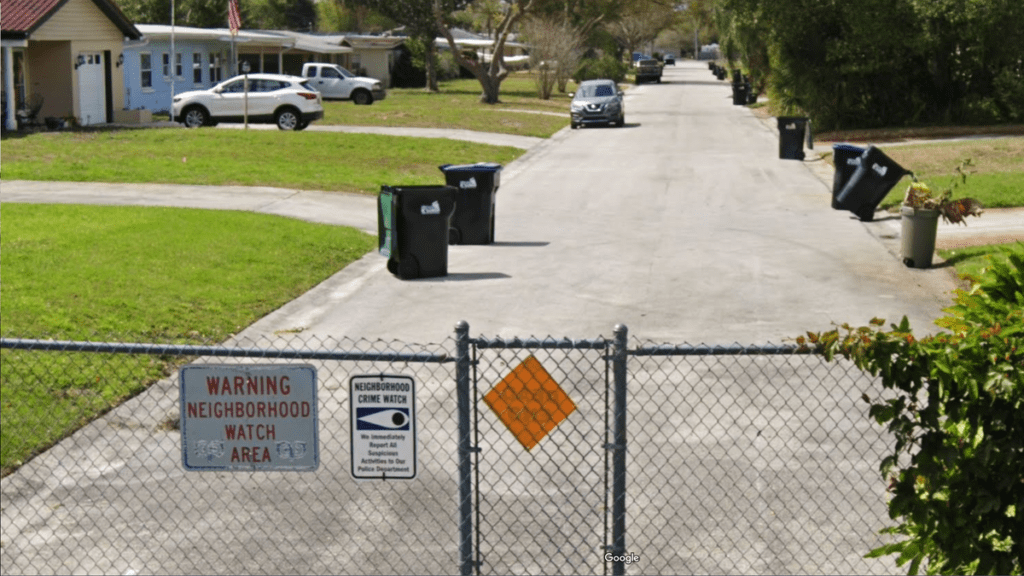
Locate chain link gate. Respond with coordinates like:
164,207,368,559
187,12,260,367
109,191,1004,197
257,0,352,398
454,324,628,575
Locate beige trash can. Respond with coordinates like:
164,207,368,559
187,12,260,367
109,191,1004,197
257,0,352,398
900,206,940,268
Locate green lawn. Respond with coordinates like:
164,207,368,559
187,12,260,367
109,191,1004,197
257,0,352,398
319,75,570,137
938,242,1024,284
0,129,524,194
0,203,377,475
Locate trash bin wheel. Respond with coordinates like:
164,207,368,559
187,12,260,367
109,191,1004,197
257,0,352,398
857,208,875,222
387,258,398,275
448,227,461,245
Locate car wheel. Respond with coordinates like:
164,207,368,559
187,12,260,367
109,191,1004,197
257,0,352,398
616,115,625,127
296,120,310,131
571,121,578,129
182,106,207,129
276,108,301,131
352,90,373,105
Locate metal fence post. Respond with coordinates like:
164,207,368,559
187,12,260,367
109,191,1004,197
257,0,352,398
611,324,628,576
455,320,474,575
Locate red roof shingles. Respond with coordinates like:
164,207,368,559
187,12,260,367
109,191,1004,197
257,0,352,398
1,0,67,35
1,0,141,39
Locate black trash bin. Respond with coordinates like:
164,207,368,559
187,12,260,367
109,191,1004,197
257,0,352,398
834,146,910,221
831,144,867,209
378,185,457,279
777,116,811,160
732,82,748,105
438,162,503,245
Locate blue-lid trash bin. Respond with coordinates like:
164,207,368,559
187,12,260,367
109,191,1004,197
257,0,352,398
834,146,910,221
378,185,457,279
777,116,812,160
831,144,867,209
438,162,503,245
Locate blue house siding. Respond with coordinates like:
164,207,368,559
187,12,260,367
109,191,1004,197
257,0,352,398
122,39,228,113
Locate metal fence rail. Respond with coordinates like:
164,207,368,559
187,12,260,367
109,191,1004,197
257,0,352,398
1,326,897,575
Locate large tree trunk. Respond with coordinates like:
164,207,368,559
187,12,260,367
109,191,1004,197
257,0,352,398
425,38,439,92
435,0,534,104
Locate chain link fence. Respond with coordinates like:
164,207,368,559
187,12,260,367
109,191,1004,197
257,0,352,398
1,327,898,575
625,342,893,575
1,333,460,575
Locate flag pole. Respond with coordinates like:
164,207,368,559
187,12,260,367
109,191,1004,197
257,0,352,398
170,0,175,116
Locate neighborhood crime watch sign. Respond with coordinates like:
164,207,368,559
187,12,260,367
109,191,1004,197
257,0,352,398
180,364,319,471
350,374,417,480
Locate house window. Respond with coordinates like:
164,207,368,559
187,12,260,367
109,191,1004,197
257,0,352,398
193,53,202,83
175,53,183,78
140,53,153,88
162,52,170,77
209,52,222,83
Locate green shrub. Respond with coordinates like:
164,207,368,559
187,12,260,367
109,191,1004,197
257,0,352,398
803,243,1024,575
573,55,628,84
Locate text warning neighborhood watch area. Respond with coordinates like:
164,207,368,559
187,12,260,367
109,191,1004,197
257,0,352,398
179,364,319,471
350,374,417,480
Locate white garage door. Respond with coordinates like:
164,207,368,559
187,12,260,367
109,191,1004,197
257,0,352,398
77,52,105,125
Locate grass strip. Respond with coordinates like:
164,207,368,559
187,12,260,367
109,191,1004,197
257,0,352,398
321,75,570,137
0,129,524,194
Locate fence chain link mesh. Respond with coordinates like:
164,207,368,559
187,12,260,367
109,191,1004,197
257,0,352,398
625,342,894,575
1,329,899,575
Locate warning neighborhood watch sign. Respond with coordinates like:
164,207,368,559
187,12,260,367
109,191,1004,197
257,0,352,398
350,374,417,480
179,364,319,471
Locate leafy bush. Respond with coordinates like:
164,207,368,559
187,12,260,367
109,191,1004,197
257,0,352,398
803,243,1024,575
573,55,628,84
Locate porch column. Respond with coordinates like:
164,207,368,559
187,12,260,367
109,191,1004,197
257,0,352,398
3,46,16,131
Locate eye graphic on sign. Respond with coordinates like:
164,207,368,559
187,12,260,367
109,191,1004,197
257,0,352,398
356,408,411,431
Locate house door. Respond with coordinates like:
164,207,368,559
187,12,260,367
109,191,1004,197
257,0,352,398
77,52,105,125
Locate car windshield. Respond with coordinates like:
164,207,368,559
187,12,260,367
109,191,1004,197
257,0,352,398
579,84,615,98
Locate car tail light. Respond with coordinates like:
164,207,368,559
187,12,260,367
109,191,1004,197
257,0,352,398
297,92,318,100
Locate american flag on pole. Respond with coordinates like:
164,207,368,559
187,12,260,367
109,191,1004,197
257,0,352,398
228,0,241,35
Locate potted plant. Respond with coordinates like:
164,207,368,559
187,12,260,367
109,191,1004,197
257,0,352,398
900,160,984,268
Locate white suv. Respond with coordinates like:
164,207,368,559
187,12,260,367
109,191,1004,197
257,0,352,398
173,74,324,130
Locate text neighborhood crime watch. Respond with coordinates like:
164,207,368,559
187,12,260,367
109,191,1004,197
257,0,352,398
350,374,417,480
180,365,319,471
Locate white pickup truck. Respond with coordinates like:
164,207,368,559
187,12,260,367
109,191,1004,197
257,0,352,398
301,63,386,105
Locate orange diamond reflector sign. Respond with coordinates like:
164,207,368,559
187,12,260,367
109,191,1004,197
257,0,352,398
483,355,576,451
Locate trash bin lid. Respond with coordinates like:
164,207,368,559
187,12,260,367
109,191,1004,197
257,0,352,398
832,143,865,153
439,162,503,173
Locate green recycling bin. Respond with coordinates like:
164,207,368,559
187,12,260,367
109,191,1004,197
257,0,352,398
378,185,457,279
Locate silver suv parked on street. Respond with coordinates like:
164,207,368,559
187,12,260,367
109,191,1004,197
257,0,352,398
569,79,625,129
